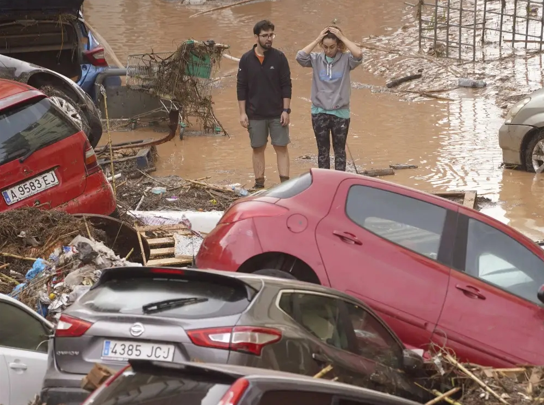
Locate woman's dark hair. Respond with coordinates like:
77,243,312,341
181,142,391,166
254,20,275,35
320,26,347,53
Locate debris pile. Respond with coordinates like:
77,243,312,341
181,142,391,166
126,40,230,134
0,208,141,320
115,175,242,213
424,348,544,405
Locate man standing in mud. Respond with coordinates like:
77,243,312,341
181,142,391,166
237,20,292,189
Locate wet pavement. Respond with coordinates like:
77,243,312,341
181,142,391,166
88,0,544,240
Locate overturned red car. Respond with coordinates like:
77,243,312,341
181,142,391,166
0,79,116,215
197,168,544,368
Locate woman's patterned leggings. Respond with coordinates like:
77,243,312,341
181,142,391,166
311,113,351,171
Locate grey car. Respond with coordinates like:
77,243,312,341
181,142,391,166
41,267,429,405
499,88,544,172
82,359,424,405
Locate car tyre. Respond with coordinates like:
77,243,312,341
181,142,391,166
524,129,544,173
253,269,298,280
39,85,93,142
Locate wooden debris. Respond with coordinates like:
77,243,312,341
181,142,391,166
362,168,395,177
386,70,423,88
425,387,460,405
313,365,333,379
189,0,257,18
389,164,419,170
81,363,116,392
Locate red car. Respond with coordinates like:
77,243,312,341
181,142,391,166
197,168,544,368
0,79,116,215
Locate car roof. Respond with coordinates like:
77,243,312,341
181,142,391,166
131,360,420,405
0,79,44,110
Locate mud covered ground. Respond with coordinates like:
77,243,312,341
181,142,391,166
358,2,544,113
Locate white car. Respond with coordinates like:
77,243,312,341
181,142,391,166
0,293,53,405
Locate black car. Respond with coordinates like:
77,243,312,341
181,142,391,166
82,359,424,405
0,0,103,147
41,267,430,405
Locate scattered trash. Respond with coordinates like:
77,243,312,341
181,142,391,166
151,187,167,195
458,78,487,88
129,210,224,234
81,363,116,392
173,233,203,257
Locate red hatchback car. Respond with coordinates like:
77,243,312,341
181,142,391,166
0,79,115,215
197,168,544,368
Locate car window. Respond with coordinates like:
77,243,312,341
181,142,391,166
0,98,78,166
344,302,403,369
346,185,447,260
465,218,544,304
0,301,49,353
88,370,231,405
78,277,251,319
279,293,350,351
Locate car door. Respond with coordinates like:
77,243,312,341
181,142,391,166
433,209,544,366
277,291,382,388
315,179,457,349
0,299,52,405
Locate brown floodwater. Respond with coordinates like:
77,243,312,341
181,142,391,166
87,0,544,240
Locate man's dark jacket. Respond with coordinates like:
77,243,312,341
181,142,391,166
237,45,292,120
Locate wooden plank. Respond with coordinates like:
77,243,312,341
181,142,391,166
136,224,188,232
463,191,477,209
150,247,176,257
433,192,465,198
146,257,193,266
147,237,174,246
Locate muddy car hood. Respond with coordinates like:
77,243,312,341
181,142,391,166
0,0,83,18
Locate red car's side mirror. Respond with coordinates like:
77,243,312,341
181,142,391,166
538,285,544,304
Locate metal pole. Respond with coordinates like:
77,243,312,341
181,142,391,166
418,0,423,51
513,0,518,47
482,0,488,59
499,0,505,48
526,0,531,49
540,0,544,52
459,0,463,60
446,0,451,57
433,0,440,53
473,0,478,61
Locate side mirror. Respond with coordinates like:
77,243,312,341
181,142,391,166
538,285,544,304
402,349,425,375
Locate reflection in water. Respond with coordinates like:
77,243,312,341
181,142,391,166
88,0,544,239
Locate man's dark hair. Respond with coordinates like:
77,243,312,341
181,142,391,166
253,20,275,35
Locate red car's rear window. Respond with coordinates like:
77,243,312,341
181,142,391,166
0,97,78,166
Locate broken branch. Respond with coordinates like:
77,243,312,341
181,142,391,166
189,0,257,18
425,387,460,405
0,252,38,262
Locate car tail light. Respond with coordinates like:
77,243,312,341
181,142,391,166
84,140,100,175
84,46,108,67
217,378,250,405
187,326,281,356
219,201,288,225
55,314,93,337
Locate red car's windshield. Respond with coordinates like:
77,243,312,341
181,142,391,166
0,97,78,166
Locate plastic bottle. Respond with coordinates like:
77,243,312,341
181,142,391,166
458,78,487,88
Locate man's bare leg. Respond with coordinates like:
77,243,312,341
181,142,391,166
273,145,290,182
252,145,267,188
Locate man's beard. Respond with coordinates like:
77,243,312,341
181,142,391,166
259,39,272,49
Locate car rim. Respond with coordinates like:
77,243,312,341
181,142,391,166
49,96,83,129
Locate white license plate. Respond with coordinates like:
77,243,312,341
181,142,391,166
102,340,175,362
2,170,59,205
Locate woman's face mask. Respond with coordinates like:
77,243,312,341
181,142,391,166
322,38,339,58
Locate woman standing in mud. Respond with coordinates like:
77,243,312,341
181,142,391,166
296,27,363,171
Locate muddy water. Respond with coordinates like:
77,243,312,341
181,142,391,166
87,0,544,240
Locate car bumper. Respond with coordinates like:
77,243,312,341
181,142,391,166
498,123,534,166
41,387,90,405
195,219,263,271
57,171,116,216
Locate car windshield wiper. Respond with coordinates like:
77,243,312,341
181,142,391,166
19,146,40,163
142,297,208,314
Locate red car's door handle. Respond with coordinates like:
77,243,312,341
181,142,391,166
333,230,363,245
455,284,486,300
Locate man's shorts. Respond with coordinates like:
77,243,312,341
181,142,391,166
248,118,290,148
